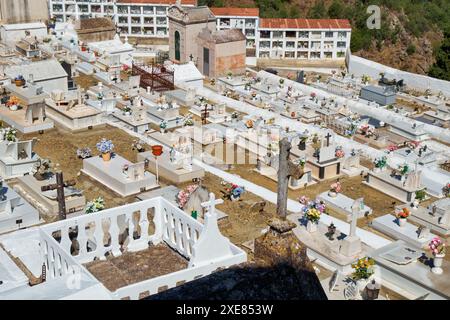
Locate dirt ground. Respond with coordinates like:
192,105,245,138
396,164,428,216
85,243,188,293
17,125,151,210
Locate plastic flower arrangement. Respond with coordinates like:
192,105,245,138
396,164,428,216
85,197,105,214
4,127,17,142
245,119,254,129
330,181,342,193
160,121,168,130
298,158,306,168
96,138,114,154
298,196,310,205
176,185,199,209
429,237,446,256
407,140,420,149
351,257,375,280
305,208,321,224
76,147,92,159
302,198,326,223
335,147,345,158
222,182,245,200
443,183,450,198
387,145,398,153
398,164,409,176
373,156,387,169
396,207,410,219
6,96,20,107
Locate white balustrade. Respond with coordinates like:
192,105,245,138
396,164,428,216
34,195,247,300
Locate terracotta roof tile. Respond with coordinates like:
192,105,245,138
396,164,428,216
210,7,259,17
116,0,197,5
260,18,351,30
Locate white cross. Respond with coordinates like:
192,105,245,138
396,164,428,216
201,193,223,218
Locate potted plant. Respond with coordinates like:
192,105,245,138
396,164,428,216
4,127,17,142
160,121,168,133
328,181,342,198
85,197,105,214
96,138,114,162
396,207,410,227
298,136,308,151
429,237,446,275
123,106,132,116
415,189,427,202
373,156,387,172
14,75,25,87
351,257,376,292
226,71,233,80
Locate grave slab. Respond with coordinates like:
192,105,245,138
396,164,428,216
318,192,372,222
82,154,159,197
371,214,436,249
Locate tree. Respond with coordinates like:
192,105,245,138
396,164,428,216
328,0,344,18
428,30,450,81
309,1,327,19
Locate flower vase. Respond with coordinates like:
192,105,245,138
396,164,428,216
398,218,407,227
328,191,338,198
102,152,111,162
432,254,445,275
306,220,317,233
356,279,369,293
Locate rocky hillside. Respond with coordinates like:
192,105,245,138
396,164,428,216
201,0,450,80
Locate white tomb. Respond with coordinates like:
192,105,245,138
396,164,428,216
371,214,436,249
0,139,40,179
318,192,372,222
407,199,450,236
82,154,159,197
0,180,40,234
45,89,104,131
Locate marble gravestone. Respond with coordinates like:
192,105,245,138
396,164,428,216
81,154,159,197
308,132,341,181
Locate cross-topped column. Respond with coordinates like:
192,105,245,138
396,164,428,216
350,198,363,237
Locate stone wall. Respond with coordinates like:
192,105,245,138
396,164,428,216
348,54,450,96
0,0,49,24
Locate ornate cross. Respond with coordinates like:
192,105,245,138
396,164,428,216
41,172,76,220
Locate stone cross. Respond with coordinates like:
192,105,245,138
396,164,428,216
277,137,305,217
350,198,363,237
41,172,76,220
201,193,224,219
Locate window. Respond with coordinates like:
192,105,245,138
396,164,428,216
325,31,334,38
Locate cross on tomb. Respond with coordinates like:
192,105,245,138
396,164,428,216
41,172,76,220
201,104,209,125
325,132,333,147
201,193,224,219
